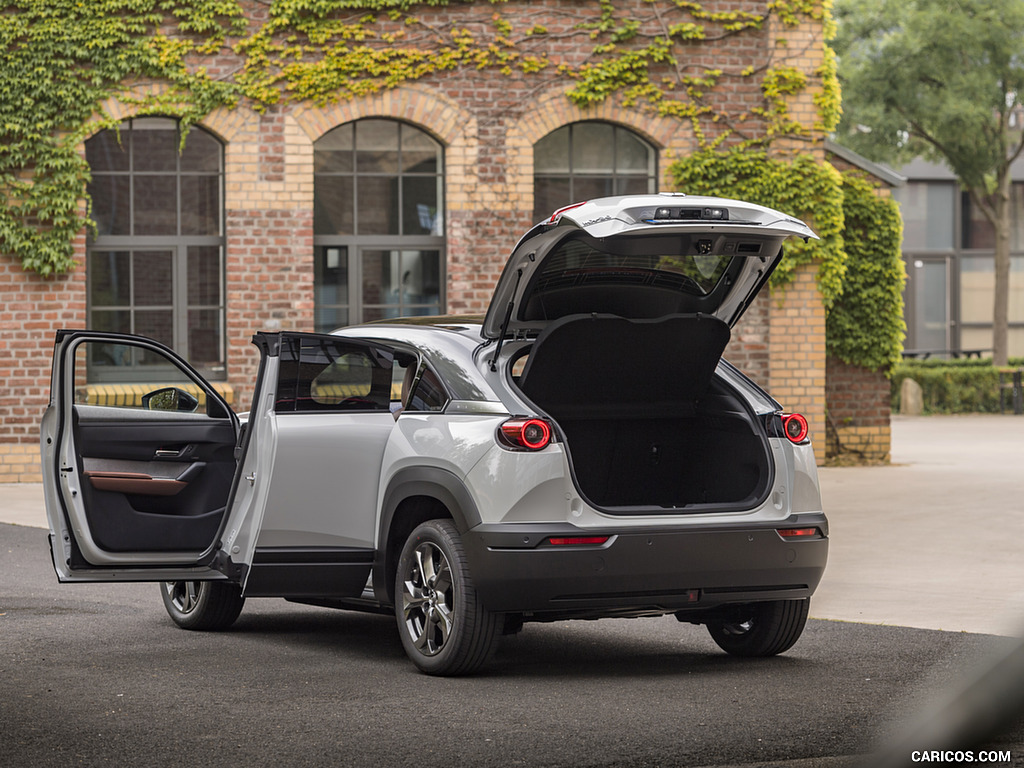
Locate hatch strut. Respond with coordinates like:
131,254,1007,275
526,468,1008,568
489,268,523,372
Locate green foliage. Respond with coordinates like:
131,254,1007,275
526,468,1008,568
0,0,241,275
833,0,1024,187
2,0,837,276
891,360,1024,413
671,148,906,371
826,174,905,370
669,147,847,309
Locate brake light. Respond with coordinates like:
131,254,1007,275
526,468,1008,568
547,536,610,546
781,413,809,444
499,418,552,450
777,527,820,540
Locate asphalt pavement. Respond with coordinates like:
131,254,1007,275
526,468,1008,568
6,414,1024,636
4,414,1024,767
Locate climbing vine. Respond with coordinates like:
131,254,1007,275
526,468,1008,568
670,147,906,373
1,0,837,276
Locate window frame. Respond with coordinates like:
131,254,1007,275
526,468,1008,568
84,117,226,381
313,120,446,331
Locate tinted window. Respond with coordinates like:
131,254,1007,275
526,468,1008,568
276,336,393,413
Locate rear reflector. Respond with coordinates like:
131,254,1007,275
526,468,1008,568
777,527,820,540
547,536,610,546
499,417,553,450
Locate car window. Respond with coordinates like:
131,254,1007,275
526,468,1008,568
406,367,448,412
71,339,222,417
276,336,393,413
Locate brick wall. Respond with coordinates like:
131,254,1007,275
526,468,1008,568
826,357,892,463
0,1,842,482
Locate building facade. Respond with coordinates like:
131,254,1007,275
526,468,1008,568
1,1,840,481
896,156,1024,359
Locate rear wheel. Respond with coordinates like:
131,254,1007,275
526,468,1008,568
395,519,501,676
706,599,809,657
160,581,245,631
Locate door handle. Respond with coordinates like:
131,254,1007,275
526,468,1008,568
155,445,192,458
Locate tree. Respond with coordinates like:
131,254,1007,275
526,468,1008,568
832,0,1024,366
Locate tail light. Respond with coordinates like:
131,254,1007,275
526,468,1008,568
781,413,809,444
499,418,552,451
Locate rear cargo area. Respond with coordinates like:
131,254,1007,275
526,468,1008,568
515,313,772,512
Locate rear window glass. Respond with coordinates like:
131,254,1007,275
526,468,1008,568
277,337,393,413
533,235,732,297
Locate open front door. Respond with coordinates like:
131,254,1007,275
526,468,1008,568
41,331,241,582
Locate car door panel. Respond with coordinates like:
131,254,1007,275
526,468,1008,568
43,331,241,576
241,333,396,599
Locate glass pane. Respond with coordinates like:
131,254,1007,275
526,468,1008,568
356,176,400,235
314,175,354,235
362,250,398,308
533,177,571,221
355,120,399,174
180,175,220,235
188,246,222,306
315,123,354,173
188,308,222,364
315,306,349,333
960,256,1024,323
572,175,616,202
910,259,947,349
534,127,570,174
572,123,615,174
86,129,130,172
400,250,441,307
89,251,131,306
87,175,131,236
132,120,179,172
133,252,173,306
616,129,653,173
402,176,440,235
135,310,175,352
133,175,178,235
616,175,655,195
179,129,221,173
894,183,955,250
91,309,131,336
401,126,440,174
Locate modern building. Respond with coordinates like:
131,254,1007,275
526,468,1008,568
894,156,1024,358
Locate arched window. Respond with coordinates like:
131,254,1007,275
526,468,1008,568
314,119,445,330
85,117,225,379
533,122,657,221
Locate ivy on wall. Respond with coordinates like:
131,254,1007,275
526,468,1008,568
1,0,836,276
827,173,906,371
670,148,906,372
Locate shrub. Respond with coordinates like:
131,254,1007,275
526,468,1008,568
891,359,1024,413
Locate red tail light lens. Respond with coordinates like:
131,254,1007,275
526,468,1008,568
547,536,610,546
781,413,809,444
777,527,821,540
499,418,552,450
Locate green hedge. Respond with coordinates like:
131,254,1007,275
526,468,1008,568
891,359,1024,413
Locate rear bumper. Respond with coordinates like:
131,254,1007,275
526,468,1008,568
462,513,828,616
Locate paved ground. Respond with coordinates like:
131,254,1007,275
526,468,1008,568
9,414,1024,636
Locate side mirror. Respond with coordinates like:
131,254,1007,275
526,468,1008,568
141,387,200,413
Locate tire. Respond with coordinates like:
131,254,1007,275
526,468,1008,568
160,580,245,631
706,599,809,657
395,519,502,676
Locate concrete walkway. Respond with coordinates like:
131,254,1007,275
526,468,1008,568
7,414,1024,635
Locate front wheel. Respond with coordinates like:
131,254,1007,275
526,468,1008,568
706,599,809,657
395,519,502,676
160,580,245,631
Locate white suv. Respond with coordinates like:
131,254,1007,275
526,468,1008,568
41,194,828,675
